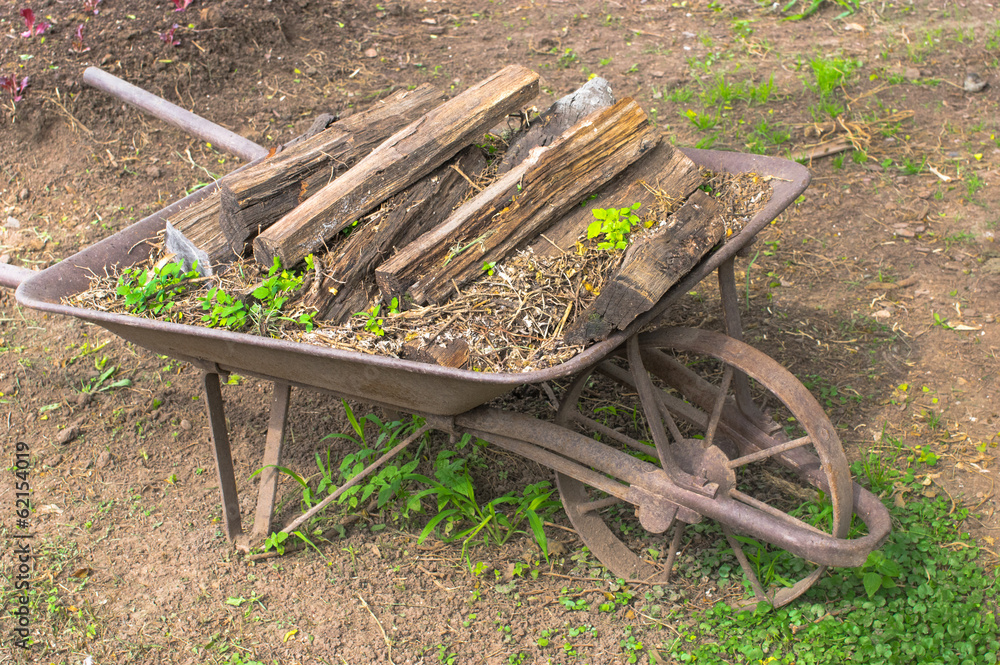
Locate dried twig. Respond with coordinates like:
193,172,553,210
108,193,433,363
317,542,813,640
358,595,396,665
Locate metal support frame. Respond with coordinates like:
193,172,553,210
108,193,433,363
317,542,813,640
252,382,291,540
202,371,243,539
717,257,763,422
201,372,294,546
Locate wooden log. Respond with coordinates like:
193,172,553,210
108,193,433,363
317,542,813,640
304,146,488,323
219,84,446,255
167,194,236,265
480,78,612,214
497,76,614,176
376,98,658,306
253,65,540,269
401,338,470,369
530,139,703,257
563,190,724,345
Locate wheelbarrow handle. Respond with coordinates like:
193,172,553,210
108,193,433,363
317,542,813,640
0,263,36,290
82,67,268,163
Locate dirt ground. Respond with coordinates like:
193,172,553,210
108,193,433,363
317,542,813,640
2,1,999,663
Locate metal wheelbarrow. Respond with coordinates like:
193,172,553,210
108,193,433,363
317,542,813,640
1,68,891,608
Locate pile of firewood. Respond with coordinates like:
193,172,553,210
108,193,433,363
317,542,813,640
165,66,743,367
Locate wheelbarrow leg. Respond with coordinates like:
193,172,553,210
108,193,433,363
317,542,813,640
251,382,290,542
717,257,761,422
202,371,243,539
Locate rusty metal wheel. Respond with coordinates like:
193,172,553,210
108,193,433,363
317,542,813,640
554,326,853,608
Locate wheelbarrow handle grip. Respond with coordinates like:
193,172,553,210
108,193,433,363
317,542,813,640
82,67,269,163
0,263,36,290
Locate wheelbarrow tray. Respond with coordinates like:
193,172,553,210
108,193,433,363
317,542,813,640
16,149,808,415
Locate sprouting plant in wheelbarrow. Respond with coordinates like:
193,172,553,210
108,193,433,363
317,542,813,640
116,255,317,334
200,256,317,334
116,261,202,319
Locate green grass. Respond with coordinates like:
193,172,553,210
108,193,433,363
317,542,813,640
810,57,861,98
660,456,1000,664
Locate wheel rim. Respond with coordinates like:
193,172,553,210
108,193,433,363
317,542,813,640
555,326,853,607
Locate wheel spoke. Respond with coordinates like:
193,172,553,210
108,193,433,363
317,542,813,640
729,488,828,537
599,356,706,433
723,525,769,603
569,412,655,455
703,365,733,449
725,435,813,469
581,495,623,514
663,522,687,584
627,336,676,470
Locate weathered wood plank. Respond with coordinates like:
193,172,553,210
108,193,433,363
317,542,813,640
496,76,614,175
564,189,724,345
402,338,470,369
219,84,445,255
530,139,703,257
253,65,540,269
167,194,236,265
304,146,488,322
376,98,658,306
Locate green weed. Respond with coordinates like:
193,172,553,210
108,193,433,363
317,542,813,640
199,256,317,333
778,0,861,20
587,203,643,250
116,261,200,319
557,48,579,69
408,445,562,562
683,108,719,132
966,173,986,201
80,355,132,394
327,403,425,511
662,488,1000,663
810,57,860,98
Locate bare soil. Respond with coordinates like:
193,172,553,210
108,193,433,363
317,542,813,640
2,1,999,663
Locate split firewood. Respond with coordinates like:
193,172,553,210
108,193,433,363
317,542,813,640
564,190,724,345
496,76,615,175
375,98,658,306
219,84,445,255
252,65,540,269
530,140,703,257
165,86,443,264
304,146,488,323
168,195,234,265
401,338,470,369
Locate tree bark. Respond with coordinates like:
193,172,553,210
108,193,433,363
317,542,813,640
529,139,703,257
218,84,445,256
563,189,724,345
303,146,488,323
252,65,540,269
376,98,658,306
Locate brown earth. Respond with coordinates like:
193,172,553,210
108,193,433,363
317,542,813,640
2,1,1000,663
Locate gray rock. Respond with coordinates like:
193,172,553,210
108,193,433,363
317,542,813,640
965,72,988,93
982,258,1000,275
